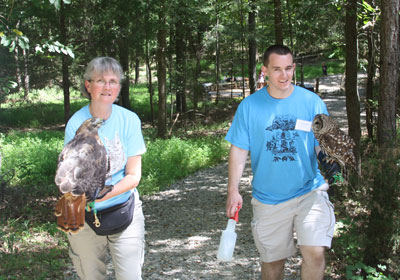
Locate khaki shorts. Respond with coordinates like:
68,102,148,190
251,184,335,263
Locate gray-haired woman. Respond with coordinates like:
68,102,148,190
64,57,146,279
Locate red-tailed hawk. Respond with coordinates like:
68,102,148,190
54,117,111,233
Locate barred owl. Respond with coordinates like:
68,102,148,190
312,114,357,173
54,118,112,233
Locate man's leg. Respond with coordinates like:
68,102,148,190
300,246,326,280
261,259,286,280
251,198,297,279
295,186,334,280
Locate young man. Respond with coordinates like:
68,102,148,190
225,45,335,280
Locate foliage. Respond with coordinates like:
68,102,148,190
346,263,393,280
0,130,63,189
0,0,348,100
326,137,400,278
0,103,85,129
141,136,229,194
295,59,345,80
0,131,229,197
0,28,29,52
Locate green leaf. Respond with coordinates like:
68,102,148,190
1,36,11,47
18,38,29,50
35,45,44,53
361,0,375,13
49,0,60,10
66,47,74,58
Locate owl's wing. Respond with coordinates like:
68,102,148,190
319,133,346,167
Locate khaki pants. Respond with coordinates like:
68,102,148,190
68,190,145,280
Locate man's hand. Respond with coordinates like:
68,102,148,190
226,189,243,218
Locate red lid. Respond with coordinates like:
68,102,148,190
230,206,241,222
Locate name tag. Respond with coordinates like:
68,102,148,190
295,119,312,132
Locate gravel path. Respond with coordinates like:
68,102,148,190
64,73,366,279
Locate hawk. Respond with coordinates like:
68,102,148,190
54,117,112,233
312,113,357,177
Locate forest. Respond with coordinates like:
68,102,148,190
0,0,399,278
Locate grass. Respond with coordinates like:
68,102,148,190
295,59,345,81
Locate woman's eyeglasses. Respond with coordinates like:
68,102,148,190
90,79,120,88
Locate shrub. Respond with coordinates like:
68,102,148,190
140,136,229,194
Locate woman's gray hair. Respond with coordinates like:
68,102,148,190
80,57,125,99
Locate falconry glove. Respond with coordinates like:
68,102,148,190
317,151,341,185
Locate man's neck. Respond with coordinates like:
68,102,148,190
267,84,294,99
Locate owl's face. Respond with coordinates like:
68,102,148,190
312,113,331,136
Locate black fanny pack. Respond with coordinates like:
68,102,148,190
85,192,135,236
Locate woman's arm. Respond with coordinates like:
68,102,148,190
96,155,142,202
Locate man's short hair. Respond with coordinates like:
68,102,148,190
263,45,293,66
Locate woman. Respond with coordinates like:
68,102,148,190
64,57,146,279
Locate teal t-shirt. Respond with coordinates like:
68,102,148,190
225,86,328,204
64,104,146,211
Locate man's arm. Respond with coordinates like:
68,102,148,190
315,146,341,185
226,144,249,218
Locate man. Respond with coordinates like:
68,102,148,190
225,45,335,280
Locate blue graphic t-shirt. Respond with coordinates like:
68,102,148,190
64,104,146,211
225,86,328,204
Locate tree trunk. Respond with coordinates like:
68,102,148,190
135,57,140,84
193,57,201,110
145,41,155,126
273,0,283,45
365,26,376,139
14,21,21,94
188,29,204,110
377,0,399,145
344,0,361,171
22,47,30,100
364,0,399,270
14,47,22,94
248,0,257,94
60,0,71,124
215,4,220,104
286,0,294,52
145,0,155,126
175,4,187,113
239,0,246,98
156,1,168,138
118,38,131,110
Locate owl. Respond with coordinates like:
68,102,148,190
312,114,357,174
54,117,112,233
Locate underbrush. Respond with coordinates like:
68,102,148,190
325,140,400,279
141,136,229,194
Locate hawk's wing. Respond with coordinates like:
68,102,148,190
55,135,108,200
